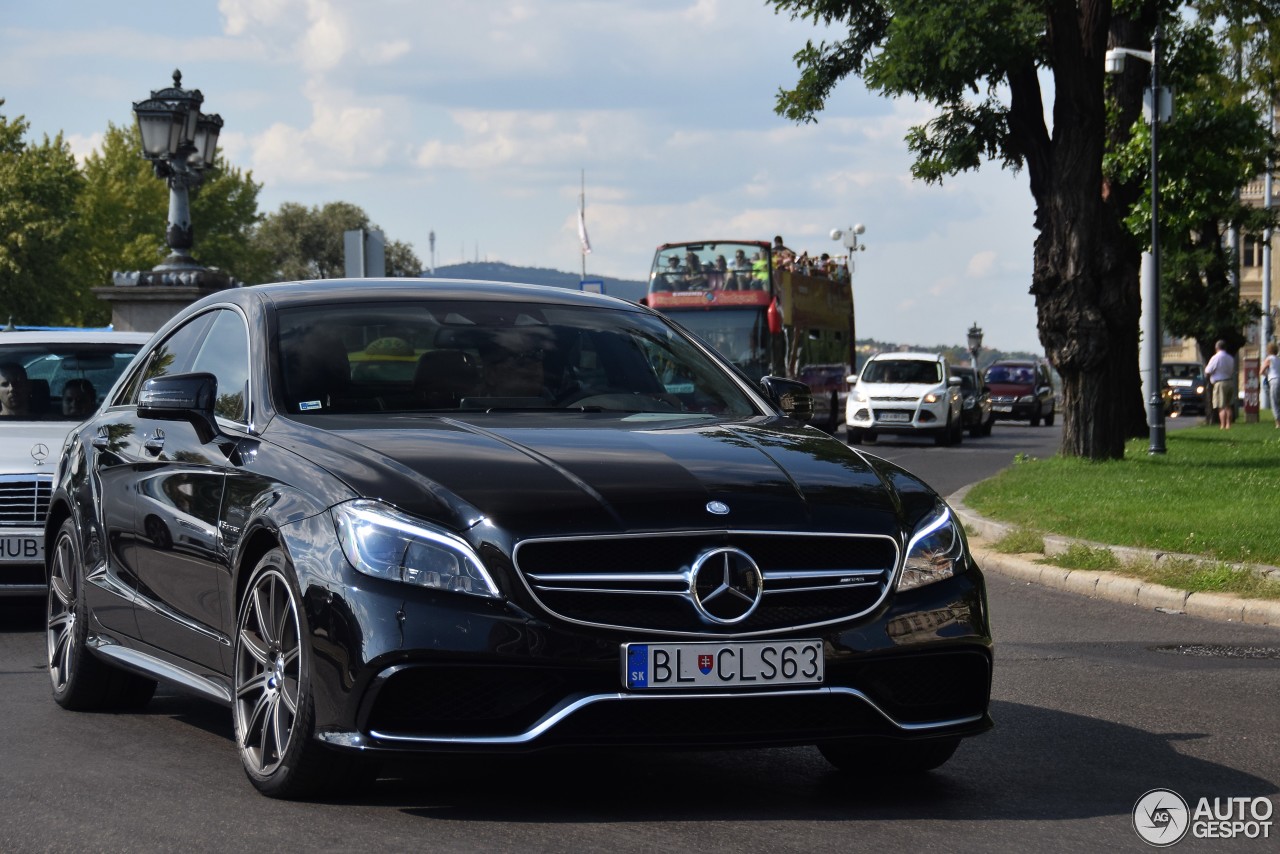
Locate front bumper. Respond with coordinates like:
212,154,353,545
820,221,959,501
846,399,952,434
0,524,47,596
303,565,993,755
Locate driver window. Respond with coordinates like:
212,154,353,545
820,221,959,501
189,309,251,423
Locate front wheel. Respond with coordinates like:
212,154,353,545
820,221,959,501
47,518,156,711
818,737,960,774
234,549,370,799
1044,407,1055,427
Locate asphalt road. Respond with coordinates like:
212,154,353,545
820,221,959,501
1,417,1276,852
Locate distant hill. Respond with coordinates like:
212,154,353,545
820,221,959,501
424,261,647,302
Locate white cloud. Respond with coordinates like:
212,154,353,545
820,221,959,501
967,250,997,278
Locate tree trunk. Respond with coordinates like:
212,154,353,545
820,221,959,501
1027,1,1145,460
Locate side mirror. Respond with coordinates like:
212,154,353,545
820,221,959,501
139,372,220,443
948,376,961,386
846,374,858,385
760,376,814,423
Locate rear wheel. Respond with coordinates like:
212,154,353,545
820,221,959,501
47,518,156,711
819,737,960,774
234,549,371,799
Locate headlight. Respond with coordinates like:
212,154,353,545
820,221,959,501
897,505,965,592
333,500,499,598
1195,384,1205,394
1017,394,1035,404
923,390,943,404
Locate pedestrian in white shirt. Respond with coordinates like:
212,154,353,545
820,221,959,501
1205,339,1237,430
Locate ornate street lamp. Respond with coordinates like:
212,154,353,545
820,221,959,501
113,70,232,288
967,322,984,369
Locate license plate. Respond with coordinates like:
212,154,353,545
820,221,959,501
624,640,823,689
0,536,42,563
993,405,1012,413
878,412,911,423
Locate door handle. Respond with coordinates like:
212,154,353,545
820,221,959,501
91,433,110,450
143,432,165,455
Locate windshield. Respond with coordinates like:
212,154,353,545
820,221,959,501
649,242,770,295
0,342,143,421
1162,363,1203,381
661,308,771,382
276,300,759,419
861,359,942,385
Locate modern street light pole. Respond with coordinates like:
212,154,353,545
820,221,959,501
1106,28,1167,454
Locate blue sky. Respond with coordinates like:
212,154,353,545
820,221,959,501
1,0,1041,351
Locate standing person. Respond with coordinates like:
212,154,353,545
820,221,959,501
1205,339,1237,430
1263,342,1280,428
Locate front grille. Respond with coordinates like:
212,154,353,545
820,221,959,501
514,532,898,636
990,395,1015,406
0,475,53,527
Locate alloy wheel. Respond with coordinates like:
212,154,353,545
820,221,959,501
46,530,78,693
234,568,303,778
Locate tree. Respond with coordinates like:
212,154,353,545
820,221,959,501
1107,21,1277,363
252,201,422,281
0,102,85,325
771,0,1164,459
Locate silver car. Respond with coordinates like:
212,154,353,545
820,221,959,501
0,330,148,596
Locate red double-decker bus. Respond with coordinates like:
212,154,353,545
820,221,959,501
641,240,856,424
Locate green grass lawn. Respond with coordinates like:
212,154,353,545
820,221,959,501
965,421,1280,568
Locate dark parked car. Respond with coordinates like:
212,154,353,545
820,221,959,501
953,366,994,437
45,279,992,798
984,359,1055,426
1161,361,1208,417
797,362,851,434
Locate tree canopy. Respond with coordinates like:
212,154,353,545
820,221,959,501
252,201,422,282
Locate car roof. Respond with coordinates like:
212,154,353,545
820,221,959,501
237,278,643,312
0,330,152,345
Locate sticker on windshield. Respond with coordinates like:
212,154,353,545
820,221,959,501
298,400,323,411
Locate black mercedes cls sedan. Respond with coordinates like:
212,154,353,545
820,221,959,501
45,279,992,798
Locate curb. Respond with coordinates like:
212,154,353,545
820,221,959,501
948,488,1280,628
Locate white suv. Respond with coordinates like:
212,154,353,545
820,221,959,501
0,330,149,596
845,352,964,446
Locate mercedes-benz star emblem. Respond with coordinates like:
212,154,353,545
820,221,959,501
706,500,729,516
30,443,50,465
690,547,763,624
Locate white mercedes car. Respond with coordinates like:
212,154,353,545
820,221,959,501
845,352,964,446
0,329,149,596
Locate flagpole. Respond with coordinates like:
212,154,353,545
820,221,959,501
580,169,586,279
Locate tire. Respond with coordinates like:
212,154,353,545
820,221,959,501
935,413,955,446
982,416,994,437
846,428,863,445
952,413,964,445
818,737,960,775
1044,407,1055,427
826,392,840,434
864,431,878,444
47,518,157,711
233,549,370,799
968,421,982,439
1029,410,1041,427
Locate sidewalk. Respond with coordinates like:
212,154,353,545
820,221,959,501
948,486,1280,628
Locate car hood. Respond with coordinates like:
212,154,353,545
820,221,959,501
985,382,1033,396
269,415,917,540
856,382,941,398
0,420,78,474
